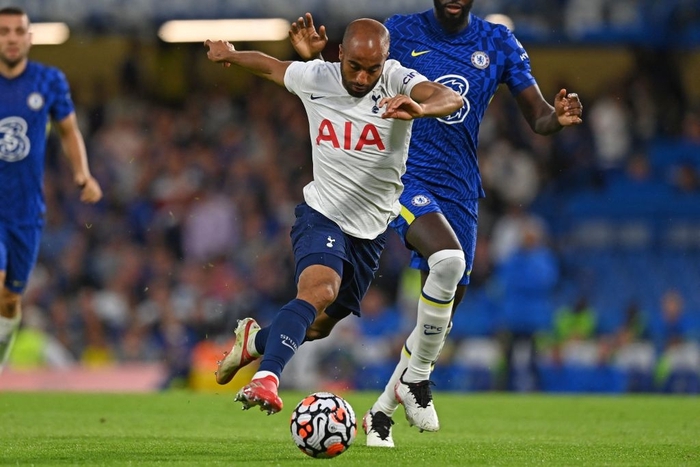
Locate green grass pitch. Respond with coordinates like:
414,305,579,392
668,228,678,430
1,391,698,466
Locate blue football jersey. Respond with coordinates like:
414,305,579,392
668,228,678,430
0,61,75,225
386,10,537,200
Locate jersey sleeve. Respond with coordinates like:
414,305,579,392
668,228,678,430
49,68,75,122
385,60,429,97
500,30,537,96
283,60,307,96
283,59,328,97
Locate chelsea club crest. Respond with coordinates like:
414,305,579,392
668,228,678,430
470,51,490,70
27,92,44,110
411,195,431,207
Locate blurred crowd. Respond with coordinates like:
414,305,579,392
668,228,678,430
8,41,700,393
23,0,700,48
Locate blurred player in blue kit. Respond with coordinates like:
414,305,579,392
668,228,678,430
288,1,583,447
206,19,463,415
0,7,102,373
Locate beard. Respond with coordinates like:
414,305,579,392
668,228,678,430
340,68,379,98
342,78,374,98
0,51,25,69
433,0,472,33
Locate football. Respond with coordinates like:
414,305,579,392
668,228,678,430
290,392,357,458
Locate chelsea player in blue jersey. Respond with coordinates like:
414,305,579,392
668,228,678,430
0,7,102,373
288,1,583,446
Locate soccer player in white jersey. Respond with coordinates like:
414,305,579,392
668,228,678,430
205,18,463,414
0,7,102,373
289,3,584,446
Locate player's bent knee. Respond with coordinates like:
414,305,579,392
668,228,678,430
318,285,339,309
299,284,338,311
427,249,466,289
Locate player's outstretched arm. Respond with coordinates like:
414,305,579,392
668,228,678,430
289,12,327,61
515,85,583,135
204,39,291,86
381,81,462,120
55,113,102,203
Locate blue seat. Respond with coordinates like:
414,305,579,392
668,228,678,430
648,139,700,171
661,370,700,394
450,289,496,339
431,365,495,392
353,363,395,390
624,369,655,393
539,364,628,393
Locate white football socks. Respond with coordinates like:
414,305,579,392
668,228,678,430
0,313,20,342
0,313,21,370
372,327,416,417
371,249,465,416
372,320,455,417
402,250,464,382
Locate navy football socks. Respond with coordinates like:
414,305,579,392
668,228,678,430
256,299,317,377
254,326,270,354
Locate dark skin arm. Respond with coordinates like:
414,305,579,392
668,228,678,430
515,85,583,135
378,81,463,120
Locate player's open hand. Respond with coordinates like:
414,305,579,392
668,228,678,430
380,95,424,120
554,89,583,126
204,39,234,67
289,12,327,60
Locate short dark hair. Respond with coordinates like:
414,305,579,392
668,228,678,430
0,6,27,16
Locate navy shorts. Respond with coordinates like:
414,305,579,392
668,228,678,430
389,180,478,286
0,222,42,293
291,203,387,319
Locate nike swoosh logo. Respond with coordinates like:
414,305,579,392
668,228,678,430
411,49,431,57
281,340,297,351
424,330,442,335
310,94,325,100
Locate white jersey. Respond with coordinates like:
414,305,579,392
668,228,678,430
284,59,428,239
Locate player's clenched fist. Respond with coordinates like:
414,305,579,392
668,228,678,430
204,39,234,67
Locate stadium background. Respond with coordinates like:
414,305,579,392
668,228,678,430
1,0,699,395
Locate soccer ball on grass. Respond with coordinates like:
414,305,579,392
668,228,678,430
290,392,357,458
